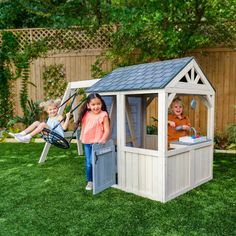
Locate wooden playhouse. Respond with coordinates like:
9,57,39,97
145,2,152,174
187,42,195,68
40,56,215,203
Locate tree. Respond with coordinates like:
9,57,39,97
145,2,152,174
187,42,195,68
106,0,236,63
0,32,16,127
89,0,236,77
0,0,113,29
0,0,235,73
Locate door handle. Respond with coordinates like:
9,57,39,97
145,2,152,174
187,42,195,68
94,152,99,164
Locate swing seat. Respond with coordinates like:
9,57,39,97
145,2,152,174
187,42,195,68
41,128,70,149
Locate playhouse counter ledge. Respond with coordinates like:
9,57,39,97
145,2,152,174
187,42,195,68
168,139,213,155
123,139,213,157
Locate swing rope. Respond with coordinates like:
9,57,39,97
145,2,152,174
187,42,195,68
41,91,87,149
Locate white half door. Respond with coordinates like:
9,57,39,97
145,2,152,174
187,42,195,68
92,139,116,195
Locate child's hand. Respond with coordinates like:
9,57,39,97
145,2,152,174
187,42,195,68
100,138,108,144
169,121,176,127
66,112,71,119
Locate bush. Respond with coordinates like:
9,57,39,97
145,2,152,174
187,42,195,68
226,124,236,150
214,127,236,150
146,125,158,135
214,132,229,150
7,99,42,128
42,64,67,100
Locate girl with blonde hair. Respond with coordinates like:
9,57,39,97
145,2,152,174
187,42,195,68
10,98,70,143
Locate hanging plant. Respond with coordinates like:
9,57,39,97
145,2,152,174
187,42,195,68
42,64,67,100
14,39,48,112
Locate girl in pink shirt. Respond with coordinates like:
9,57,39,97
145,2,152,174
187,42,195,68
75,93,110,190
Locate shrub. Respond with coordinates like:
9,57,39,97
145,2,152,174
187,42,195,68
7,99,42,128
42,64,67,100
226,124,236,150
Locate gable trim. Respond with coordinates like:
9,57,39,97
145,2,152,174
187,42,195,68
166,59,215,93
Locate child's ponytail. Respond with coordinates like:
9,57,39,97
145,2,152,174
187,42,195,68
39,98,62,111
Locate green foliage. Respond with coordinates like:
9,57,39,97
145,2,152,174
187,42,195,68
0,31,47,128
226,124,236,150
91,55,110,78
214,125,236,150
214,132,229,150
42,64,67,100
227,105,236,146
1,1,235,79
0,130,8,143
13,38,48,112
146,125,157,135
0,0,113,29
0,127,21,142
0,32,19,127
92,0,236,75
122,3,233,60
0,79,14,128
146,117,158,135
7,99,43,128
0,0,63,29
214,105,236,150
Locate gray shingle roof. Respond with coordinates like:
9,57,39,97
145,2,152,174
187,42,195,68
87,57,194,93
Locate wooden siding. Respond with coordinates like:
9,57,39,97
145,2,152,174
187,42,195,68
116,142,212,202
193,146,212,183
166,143,212,201
118,149,163,201
166,151,190,197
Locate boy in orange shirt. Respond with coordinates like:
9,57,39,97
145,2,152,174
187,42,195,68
168,97,191,143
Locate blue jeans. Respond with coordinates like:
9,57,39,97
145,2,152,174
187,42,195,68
84,144,93,182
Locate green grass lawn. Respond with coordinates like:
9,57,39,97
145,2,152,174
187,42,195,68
0,143,235,236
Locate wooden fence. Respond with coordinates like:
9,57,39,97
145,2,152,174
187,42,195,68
189,47,236,134
146,47,236,134
2,28,236,134
12,49,112,114
0,27,113,51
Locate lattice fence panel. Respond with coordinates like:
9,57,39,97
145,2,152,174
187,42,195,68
0,26,113,52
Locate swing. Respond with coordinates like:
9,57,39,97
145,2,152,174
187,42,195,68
41,128,70,149
41,90,86,149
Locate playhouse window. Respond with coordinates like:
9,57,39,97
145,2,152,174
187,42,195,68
124,94,159,150
122,94,208,150
168,95,208,150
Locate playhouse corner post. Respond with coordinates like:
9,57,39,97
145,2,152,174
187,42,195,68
157,91,168,201
158,91,168,156
116,93,126,187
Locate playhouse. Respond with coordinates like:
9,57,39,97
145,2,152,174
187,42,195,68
40,56,215,203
